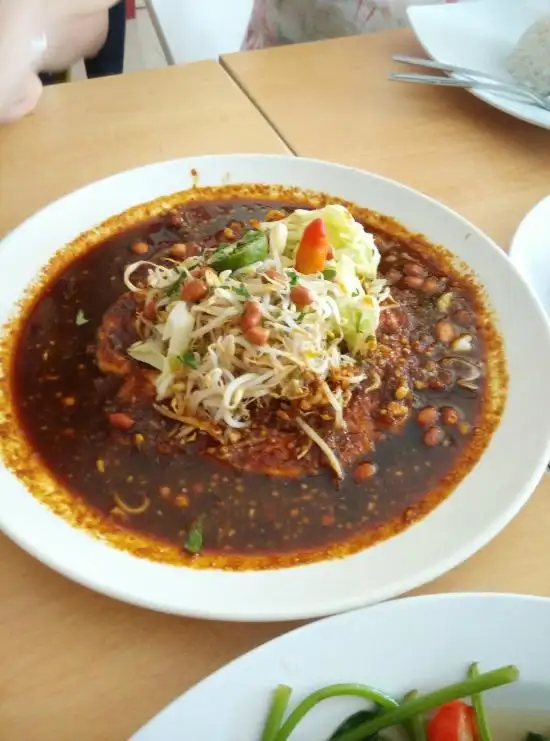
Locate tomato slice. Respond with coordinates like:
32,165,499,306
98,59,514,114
428,701,478,741
295,218,329,274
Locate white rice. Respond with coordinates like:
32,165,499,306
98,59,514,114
507,14,550,94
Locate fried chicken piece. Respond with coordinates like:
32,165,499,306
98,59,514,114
208,390,376,478
96,292,139,376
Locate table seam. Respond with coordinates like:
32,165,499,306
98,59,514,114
220,57,297,156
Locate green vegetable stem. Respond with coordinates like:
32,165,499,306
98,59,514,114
404,690,426,741
469,662,492,741
333,665,519,741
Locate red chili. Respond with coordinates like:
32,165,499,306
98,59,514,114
295,218,329,274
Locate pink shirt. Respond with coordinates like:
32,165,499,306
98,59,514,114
244,0,458,50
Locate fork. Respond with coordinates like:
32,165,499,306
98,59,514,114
389,55,550,112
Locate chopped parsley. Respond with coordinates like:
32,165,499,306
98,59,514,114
75,309,89,326
323,268,337,280
213,242,230,256
242,229,261,243
179,351,198,369
287,270,299,285
297,311,306,323
166,272,185,297
235,283,251,299
184,516,205,554
352,289,360,297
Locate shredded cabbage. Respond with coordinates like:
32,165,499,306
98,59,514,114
163,301,194,358
127,339,165,371
283,203,381,280
280,205,387,353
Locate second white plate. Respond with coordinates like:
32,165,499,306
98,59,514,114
408,0,550,130
510,195,550,316
131,593,550,740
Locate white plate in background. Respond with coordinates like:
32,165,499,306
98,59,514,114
510,195,550,315
408,0,550,129
131,593,550,740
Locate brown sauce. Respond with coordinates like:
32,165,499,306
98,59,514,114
0,185,506,570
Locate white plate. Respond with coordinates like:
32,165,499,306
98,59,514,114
1,154,550,622
408,0,550,130
131,593,550,740
510,195,550,316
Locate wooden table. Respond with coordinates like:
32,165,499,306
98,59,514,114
223,30,550,598
223,29,550,248
0,61,287,238
1,31,550,741
0,61,288,741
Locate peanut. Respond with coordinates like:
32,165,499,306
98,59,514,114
441,407,459,426
181,279,208,303
241,301,262,331
108,412,135,431
422,276,441,295
264,268,284,282
290,285,314,308
423,426,444,447
404,275,425,290
245,326,270,345
170,243,188,259
131,241,149,255
353,462,377,482
417,406,438,427
403,262,426,278
435,319,455,343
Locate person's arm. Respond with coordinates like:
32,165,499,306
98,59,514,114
40,1,112,72
0,0,116,124
0,0,44,123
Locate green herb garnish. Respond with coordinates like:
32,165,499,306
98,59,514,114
296,312,306,323
352,289,360,297
166,272,186,297
323,268,337,280
235,284,251,299
184,516,205,554
75,309,89,326
179,351,198,369
287,271,299,286
213,242,230,256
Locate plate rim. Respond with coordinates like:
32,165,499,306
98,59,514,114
509,194,550,261
1,152,550,621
